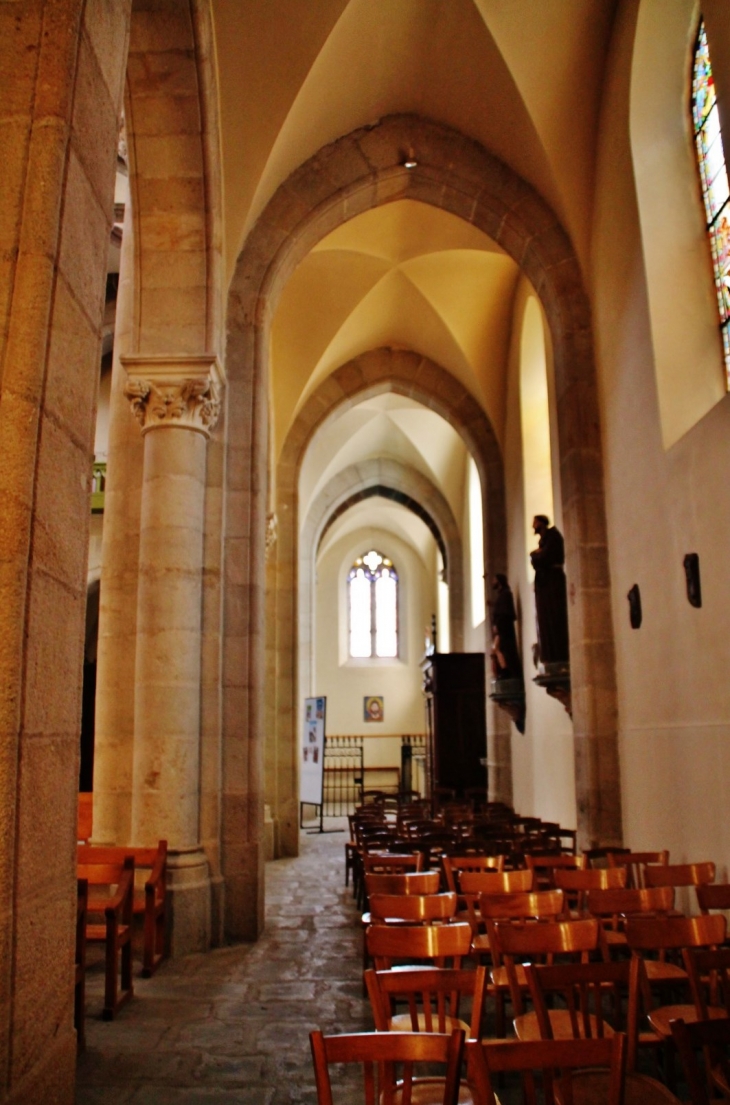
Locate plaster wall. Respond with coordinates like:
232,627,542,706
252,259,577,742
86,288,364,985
502,280,577,830
315,529,431,738
593,0,730,873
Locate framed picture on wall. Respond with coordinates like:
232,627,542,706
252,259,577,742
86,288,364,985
364,696,384,722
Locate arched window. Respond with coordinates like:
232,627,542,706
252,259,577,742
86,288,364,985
348,550,398,658
692,19,730,386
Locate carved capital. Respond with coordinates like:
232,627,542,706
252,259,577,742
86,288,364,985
121,354,225,438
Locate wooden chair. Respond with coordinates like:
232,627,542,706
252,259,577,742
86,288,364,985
683,944,730,1022
366,964,487,1037
78,841,168,977
493,918,607,1041
310,1028,465,1105
460,869,534,938
586,886,676,952
607,851,669,890
584,846,631,870
367,921,473,971
524,957,680,1098
478,890,566,1037
361,874,441,975
77,854,134,1019
554,866,628,916
525,853,586,890
625,914,727,1088
75,878,88,1051
670,1016,730,1105
696,882,730,918
465,1033,628,1105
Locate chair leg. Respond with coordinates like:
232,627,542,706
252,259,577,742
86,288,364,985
103,918,119,1021
121,931,133,1001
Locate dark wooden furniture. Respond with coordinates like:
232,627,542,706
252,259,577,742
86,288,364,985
77,854,135,1019
421,652,487,801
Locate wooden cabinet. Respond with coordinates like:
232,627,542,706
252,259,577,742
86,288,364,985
421,653,487,799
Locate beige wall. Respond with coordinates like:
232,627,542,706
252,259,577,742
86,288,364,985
315,529,431,738
593,0,730,873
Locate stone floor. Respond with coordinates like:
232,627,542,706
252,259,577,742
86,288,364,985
76,822,371,1104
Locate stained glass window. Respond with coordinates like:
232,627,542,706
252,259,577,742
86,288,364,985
693,20,730,386
348,550,398,658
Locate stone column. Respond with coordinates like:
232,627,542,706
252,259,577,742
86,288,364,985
122,353,223,956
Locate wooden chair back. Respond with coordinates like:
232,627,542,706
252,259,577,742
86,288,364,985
365,965,487,1038
77,854,135,1019
460,869,534,895
441,854,504,893
465,1033,627,1105
696,882,730,914
671,1017,730,1105
607,850,669,889
366,921,472,970
310,1028,465,1105
643,862,716,890
363,853,424,877
365,871,440,897
625,913,726,954
368,892,458,924
479,889,565,924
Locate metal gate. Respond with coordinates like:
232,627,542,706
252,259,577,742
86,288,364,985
322,736,364,816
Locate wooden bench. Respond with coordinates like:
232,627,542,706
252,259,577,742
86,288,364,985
76,855,134,1019
77,841,168,978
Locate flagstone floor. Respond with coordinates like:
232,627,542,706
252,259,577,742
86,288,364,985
76,821,371,1104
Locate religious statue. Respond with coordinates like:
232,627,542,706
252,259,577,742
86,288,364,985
490,574,522,680
530,514,569,665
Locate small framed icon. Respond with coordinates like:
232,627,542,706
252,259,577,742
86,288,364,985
364,696,384,722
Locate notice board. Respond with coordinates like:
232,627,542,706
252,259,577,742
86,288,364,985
301,696,326,806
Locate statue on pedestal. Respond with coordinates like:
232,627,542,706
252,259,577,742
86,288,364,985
490,574,522,680
530,514,569,666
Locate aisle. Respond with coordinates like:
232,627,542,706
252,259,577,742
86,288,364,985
76,824,370,1103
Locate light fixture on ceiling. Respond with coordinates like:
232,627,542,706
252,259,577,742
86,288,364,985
403,149,417,169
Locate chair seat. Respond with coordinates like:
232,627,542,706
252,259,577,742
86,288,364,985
648,1003,727,1038
604,930,627,946
556,1069,682,1105
390,1012,470,1034
513,1009,615,1042
471,933,491,955
644,960,687,984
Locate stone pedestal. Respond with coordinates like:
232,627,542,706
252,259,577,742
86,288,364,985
122,353,223,956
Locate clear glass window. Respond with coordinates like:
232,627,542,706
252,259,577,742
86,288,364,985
348,550,399,658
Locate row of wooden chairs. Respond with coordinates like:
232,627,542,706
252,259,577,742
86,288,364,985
323,839,730,1105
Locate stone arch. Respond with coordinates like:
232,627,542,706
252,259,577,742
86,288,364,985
226,113,620,863
300,456,465,708
270,348,507,855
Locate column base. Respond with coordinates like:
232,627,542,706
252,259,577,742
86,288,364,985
167,848,211,957
209,873,225,948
